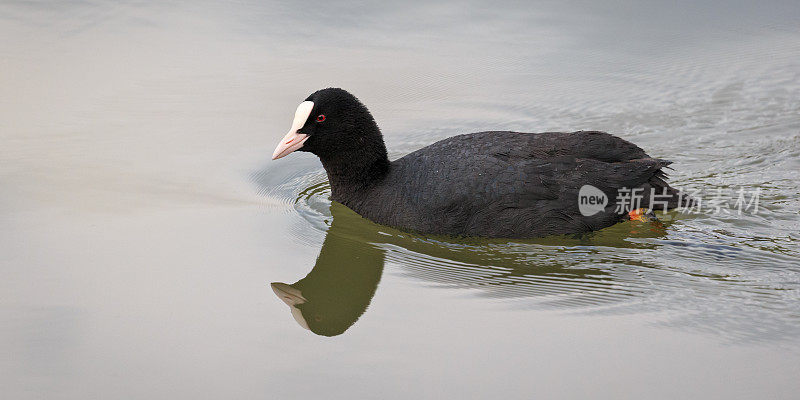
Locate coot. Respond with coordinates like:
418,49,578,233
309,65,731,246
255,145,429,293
272,88,683,238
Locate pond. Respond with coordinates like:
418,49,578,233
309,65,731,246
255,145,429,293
1,1,799,398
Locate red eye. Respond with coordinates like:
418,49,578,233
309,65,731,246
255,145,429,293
316,114,326,122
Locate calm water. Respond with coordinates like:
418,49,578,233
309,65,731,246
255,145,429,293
2,1,800,399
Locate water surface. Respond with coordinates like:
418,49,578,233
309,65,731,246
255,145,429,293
2,1,800,399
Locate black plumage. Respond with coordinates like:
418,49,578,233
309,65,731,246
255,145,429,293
278,88,683,238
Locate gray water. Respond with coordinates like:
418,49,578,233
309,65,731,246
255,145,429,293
2,1,800,399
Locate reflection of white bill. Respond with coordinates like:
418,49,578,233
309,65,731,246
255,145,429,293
578,185,607,216
271,282,310,331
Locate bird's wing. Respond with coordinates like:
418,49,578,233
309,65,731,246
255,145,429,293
387,131,674,237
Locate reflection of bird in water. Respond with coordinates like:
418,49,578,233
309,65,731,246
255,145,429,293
271,207,384,336
273,203,671,336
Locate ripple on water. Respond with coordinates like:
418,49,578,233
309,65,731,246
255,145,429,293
254,161,800,343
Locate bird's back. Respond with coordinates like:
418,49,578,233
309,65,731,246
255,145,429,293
347,131,676,238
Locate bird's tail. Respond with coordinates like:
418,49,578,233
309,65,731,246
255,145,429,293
639,159,692,211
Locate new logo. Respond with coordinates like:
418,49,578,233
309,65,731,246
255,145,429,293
578,185,607,216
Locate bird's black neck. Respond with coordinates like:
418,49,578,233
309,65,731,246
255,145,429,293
320,147,390,206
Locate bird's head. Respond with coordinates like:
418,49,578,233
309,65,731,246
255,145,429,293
272,88,385,163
